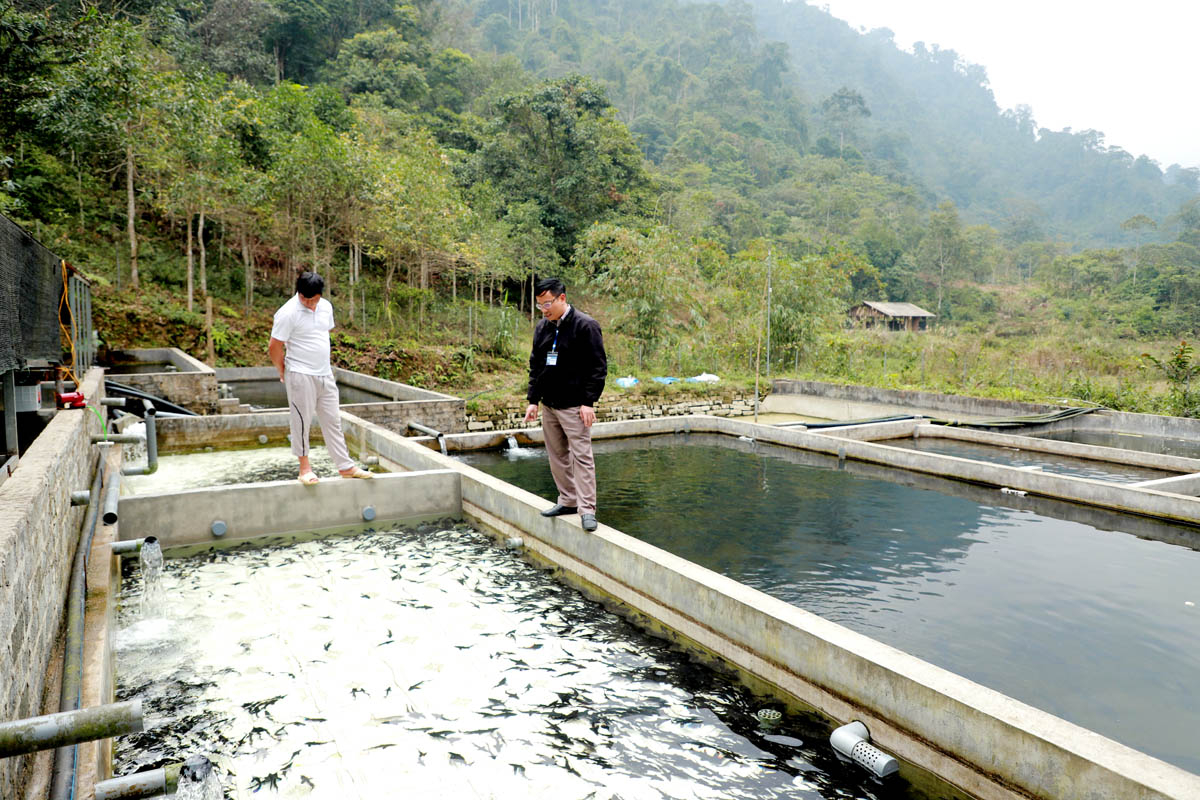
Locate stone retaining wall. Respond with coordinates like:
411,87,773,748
465,390,759,432
0,369,104,800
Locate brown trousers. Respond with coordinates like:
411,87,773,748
541,405,597,514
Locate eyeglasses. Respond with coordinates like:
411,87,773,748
536,296,561,310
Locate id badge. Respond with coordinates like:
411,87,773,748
545,352,559,366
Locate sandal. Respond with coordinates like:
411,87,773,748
299,472,320,485
339,466,374,479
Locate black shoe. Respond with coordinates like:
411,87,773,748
541,504,577,517
581,514,598,532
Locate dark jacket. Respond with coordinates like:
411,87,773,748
527,307,607,409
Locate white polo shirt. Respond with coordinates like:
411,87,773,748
271,295,336,376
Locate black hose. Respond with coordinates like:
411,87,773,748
49,454,106,800
775,406,1100,431
103,380,197,417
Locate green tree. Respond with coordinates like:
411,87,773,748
1120,213,1157,285
574,222,699,363
473,74,653,260
820,86,870,158
27,19,165,288
917,201,967,315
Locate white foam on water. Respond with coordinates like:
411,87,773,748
113,526,882,800
122,447,338,495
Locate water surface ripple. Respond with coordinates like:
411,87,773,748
461,434,1200,774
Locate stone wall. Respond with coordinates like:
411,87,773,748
109,370,219,415
0,369,103,800
465,390,760,432
346,399,466,436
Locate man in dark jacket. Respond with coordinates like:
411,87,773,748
524,277,608,531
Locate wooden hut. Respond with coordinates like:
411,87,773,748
848,301,935,332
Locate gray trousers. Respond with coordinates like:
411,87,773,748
541,405,597,514
285,371,353,471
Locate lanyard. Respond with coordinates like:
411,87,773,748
551,328,559,353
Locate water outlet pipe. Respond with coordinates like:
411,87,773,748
407,421,448,455
110,536,154,557
102,469,123,526
91,434,143,445
0,700,143,759
94,761,182,800
829,721,899,779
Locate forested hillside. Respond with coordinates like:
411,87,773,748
3,0,1200,413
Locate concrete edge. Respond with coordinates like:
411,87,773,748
921,424,1200,475
116,470,462,549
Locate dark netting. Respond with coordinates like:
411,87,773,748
0,214,63,371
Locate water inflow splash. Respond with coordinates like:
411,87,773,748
138,538,165,618
176,754,223,800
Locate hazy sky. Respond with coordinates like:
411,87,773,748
812,1,1200,169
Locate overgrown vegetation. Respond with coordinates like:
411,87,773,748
3,0,1199,414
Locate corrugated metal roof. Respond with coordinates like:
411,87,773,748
855,301,936,318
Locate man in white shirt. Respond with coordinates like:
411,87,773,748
268,271,372,484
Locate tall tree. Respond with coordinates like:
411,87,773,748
473,74,652,260
820,86,870,158
26,19,164,288
918,200,966,315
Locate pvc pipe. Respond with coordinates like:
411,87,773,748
102,470,122,526
92,434,145,445
110,537,150,556
407,421,443,438
145,404,157,473
830,721,899,778
0,701,142,759
94,762,182,800
70,490,91,506
99,397,126,407
121,402,158,476
49,458,106,800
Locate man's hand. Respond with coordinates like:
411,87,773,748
268,337,287,382
579,405,595,427
524,404,539,422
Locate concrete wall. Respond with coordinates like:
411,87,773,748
215,366,467,434
0,369,104,800
117,471,461,549
339,411,1200,800
769,378,1200,447
106,348,217,415
156,412,294,451
465,391,760,431
345,398,465,436
1051,408,1200,442
768,379,1061,422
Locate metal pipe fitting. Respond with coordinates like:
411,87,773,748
0,700,143,759
70,490,91,506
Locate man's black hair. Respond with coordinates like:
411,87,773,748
534,277,566,297
296,271,325,298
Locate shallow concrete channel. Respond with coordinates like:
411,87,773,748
100,410,1200,800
